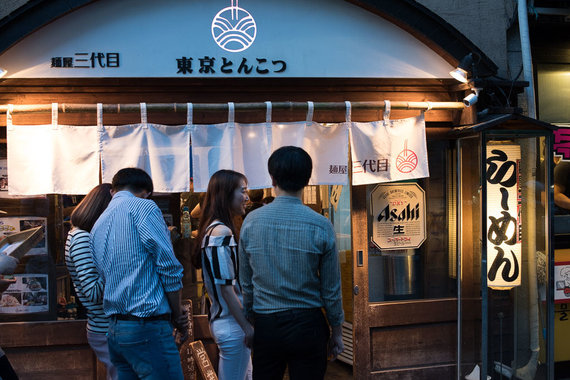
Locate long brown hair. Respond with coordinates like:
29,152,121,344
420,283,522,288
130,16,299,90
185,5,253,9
192,170,247,269
70,183,112,232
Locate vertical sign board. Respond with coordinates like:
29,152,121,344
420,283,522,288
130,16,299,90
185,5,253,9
370,183,426,250
486,145,522,289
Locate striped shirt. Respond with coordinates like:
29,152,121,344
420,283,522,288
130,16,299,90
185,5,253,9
90,191,183,317
201,222,243,322
65,228,108,333
239,195,344,327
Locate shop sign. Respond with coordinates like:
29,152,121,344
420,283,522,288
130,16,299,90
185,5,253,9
212,0,257,53
486,145,522,289
50,52,120,69
555,261,570,303
554,126,570,160
175,56,286,75
370,183,426,250
0,0,454,78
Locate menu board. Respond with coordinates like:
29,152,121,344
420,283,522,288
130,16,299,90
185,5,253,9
0,274,49,313
555,261,570,303
0,217,48,256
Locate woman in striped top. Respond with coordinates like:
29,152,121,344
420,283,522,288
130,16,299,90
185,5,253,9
193,170,253,380
65,183,117,380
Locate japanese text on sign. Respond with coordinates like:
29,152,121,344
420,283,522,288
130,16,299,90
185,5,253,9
51,53,120,68
486,145,522,289
176,56,286,75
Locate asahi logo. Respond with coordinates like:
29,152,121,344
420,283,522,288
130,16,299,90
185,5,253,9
377,203,420,222
211,0,257,53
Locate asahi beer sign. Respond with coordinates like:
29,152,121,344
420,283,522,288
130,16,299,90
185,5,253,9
370,183,426,250
486,144,522,289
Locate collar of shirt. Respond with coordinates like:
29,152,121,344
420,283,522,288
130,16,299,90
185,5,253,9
273,195,302,205
112,190,135,200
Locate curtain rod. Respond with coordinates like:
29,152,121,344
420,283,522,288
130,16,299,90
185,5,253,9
0,101,464,114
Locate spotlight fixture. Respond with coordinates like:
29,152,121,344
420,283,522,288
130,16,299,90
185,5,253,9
463,88,480,107
0,68,6,78
450,53,479,83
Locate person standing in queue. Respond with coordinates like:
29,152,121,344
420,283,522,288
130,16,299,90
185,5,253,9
239,146,344,380
193,169,253,380
90,168,187,380
65,183,117,380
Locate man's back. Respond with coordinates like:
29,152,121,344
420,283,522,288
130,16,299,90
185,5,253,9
239,195,343,326
91,191,182,317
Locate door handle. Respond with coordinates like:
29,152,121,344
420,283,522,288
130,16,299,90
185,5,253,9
353,285,359,295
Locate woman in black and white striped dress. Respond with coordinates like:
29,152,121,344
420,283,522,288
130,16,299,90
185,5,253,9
193,170,253,380
65,183,116,380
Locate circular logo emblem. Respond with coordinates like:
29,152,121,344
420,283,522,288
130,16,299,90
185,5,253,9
396,140,418,173
211,5,257,53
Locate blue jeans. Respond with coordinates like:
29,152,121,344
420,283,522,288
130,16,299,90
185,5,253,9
87,330,118,380
210,316,252,380
107,318,183,380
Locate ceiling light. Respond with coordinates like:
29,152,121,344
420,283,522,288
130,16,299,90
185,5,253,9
450,53,478,83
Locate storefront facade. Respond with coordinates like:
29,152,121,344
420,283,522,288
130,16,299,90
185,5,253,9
0,0,558,379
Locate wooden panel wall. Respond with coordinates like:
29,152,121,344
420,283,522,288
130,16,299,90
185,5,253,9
0,316,217,380
370,322,456,370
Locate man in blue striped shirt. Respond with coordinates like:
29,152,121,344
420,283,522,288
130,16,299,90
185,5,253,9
239,146,344,380
91,168,187,380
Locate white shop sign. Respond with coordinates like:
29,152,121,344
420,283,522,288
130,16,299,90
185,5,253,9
370,183,426,250
0,0,453,78
486,144,522,289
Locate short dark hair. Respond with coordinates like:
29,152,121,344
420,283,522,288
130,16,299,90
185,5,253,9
248,189,264,203
111,168,153,194
268,146,312,192
71,183,112,232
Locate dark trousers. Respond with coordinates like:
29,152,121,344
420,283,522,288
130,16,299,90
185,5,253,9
252,308,329,380
0,354,18,380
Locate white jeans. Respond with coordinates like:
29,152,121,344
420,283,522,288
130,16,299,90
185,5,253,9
210,316,252,380
87,330,118,380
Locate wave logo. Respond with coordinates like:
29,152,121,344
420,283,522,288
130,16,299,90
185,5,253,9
396,140,418,173
211,0,257,53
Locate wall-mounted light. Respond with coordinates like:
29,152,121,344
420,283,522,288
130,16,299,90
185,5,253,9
0,68,7,78
450,53,480,83
463,88,481,107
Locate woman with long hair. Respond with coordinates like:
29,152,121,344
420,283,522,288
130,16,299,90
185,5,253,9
65,183,117,380
193,169,253,380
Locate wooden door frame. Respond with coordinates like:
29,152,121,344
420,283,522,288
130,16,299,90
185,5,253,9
351,175,461,379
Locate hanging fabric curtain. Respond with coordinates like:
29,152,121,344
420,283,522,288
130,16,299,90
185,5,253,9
271,101,349,186
271,122,349,186
7,103,99,195
349,107,429,185
191,103,272,192
100,103,190,192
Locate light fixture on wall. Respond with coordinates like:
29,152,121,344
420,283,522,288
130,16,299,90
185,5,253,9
463,88,480,107
450,53,480,83
0,68,7,78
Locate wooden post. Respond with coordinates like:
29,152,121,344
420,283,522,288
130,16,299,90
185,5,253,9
179,299,197,380
190,341,218,380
